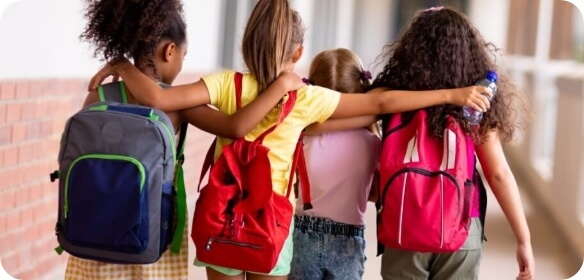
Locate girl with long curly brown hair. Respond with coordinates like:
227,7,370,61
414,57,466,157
371,7,534,280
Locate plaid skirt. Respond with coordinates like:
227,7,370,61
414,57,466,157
64,227,189,280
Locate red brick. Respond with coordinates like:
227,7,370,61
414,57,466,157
0,214,6,233
6,210,20,228
0,125,11,145
3,146,18,167
15,185,29,205
32,201,46,221
39,120,53,139
39,219,55,237
16,247,32,270
29,81,46,98
6,103,21,122
25,122,40,140
34,101,48,119
15,82,30,99
21,207,34,229
1,253,20,277
0,189,15,211
11,123,26,143
17,269,34,280
29,184,43,203
0,82,16,100
18,144,34,163
23,225,36,245
20,101,35,121
0,103,6,123
36,256,56,278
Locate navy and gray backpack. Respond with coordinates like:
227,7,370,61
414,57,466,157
50,81,188,264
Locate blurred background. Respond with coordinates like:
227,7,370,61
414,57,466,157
0,0,583,279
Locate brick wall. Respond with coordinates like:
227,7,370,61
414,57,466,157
0,73,215,279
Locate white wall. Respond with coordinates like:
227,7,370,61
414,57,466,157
468,0,510,52
0,0,222,80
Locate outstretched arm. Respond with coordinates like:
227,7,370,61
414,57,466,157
273,73,492,119
329,86,492,119
88,58,211,111
181,73,305,138
476,131,534,280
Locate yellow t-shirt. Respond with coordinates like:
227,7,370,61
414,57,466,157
202,70,341,196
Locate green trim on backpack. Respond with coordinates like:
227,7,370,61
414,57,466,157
98,86,106,102
55,246,64,255
89,104,108,111
170,162,187,254
170,122,188,254
118,82,129,104
64,154,146,219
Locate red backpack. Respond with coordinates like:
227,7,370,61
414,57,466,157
191,72,310,273
376,110,475,253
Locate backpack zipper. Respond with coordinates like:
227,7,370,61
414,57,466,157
378,168,461,247
378,168,460,216
205,237,262,251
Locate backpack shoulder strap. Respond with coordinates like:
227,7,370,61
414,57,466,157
254,90,297,143
288,132,312,205
97,81,129,103
197,72,244,191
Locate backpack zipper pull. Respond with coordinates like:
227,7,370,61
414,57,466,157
206,237,214,251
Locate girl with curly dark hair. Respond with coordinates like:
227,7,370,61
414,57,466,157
371,7,534,280
68,0,301,279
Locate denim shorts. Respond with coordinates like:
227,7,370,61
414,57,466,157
289,215,366,280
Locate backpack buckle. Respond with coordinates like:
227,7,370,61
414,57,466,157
50,170,60,182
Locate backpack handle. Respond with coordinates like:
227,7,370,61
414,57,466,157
98,81,129,103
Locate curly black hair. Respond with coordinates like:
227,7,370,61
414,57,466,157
372,7,530,144
80,0,186,75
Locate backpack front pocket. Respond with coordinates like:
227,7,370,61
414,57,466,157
64,154,149,253
380,167,462,251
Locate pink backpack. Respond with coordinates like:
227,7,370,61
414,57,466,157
377,110,475,253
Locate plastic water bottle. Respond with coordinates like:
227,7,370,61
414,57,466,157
462,71,498,125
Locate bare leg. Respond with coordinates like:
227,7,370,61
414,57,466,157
246,272,287,280
206,267,245,280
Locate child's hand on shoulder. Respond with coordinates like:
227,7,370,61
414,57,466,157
449,86,492,113
88,58,131,91
276,71,305,92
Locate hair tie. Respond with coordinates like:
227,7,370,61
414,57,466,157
302,77,313,85
361,70,372,81
424,6,444,12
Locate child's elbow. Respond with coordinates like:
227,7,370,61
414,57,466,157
229,124,249,139
486,168,514,189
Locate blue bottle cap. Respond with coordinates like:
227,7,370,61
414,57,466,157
486,71,498,82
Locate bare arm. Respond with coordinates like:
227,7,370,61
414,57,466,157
88,59,211,111
83,89,100,107
329,86,492,119
181,75,303,138
476,131,534,279
304,115,377,135
273,72,492,120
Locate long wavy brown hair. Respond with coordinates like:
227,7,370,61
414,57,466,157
371,7,529,144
